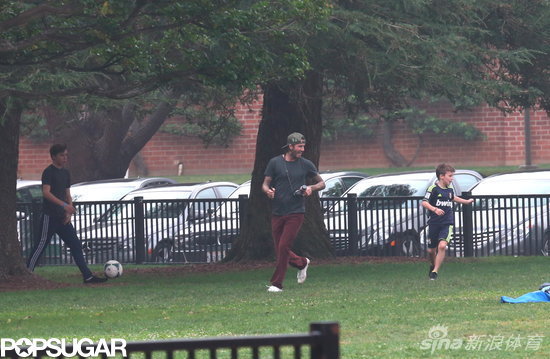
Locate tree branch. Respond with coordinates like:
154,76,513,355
0,3,79,31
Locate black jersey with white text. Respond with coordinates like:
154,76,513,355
423,183,455,225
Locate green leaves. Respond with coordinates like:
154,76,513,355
396,108,485,141
1,0,331,101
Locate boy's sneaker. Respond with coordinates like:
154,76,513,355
267,285,283,293
429,264,434,276
429,271,438,280
84,276,108,284
297,258,310,284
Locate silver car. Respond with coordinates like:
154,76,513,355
451,170,550,256
75,181,238,263
70,177,178,230
324,170,483,256
166,171,370,262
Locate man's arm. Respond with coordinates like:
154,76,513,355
42,184,76,215
304,174,325,196
262,176,275,199
453,196,474,205
66,188,73,206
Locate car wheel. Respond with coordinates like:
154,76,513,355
397,230,422,257
542,231,550,256
152,240,174,263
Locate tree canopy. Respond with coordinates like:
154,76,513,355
233,0,550,260
1,0,329,101
0,0,331,277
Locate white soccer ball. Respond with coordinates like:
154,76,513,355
104,260,123,278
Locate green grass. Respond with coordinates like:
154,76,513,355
1,257,548,358
170,164,550,185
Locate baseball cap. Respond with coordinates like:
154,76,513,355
282,132,306,149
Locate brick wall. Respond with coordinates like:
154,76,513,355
17,99,550,180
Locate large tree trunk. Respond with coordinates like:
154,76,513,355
0,100,30,278
227,73,333,262
380,120,409,167
43,100,175,183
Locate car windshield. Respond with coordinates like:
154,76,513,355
94,190,194,222
212,183,251,218
349,175,432,198
72,185,137,201
329,174,432,212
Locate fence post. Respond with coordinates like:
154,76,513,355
347,194,358,255
238,194,248,229
310,322,340,359
134,196,145,264
461,191,474,257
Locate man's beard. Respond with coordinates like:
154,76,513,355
290,150,302,159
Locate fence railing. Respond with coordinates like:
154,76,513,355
16,194,550,265
1,322,339,359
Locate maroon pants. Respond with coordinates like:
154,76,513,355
270,213,308,289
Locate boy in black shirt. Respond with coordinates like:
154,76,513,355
26,144,107,284
422,164,473,280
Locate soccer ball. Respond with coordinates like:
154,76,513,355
104,260,123,278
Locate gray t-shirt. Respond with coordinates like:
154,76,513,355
264,155,318,216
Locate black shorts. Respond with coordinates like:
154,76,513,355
427,224,453,248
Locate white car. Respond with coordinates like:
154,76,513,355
318,171,369,198
70,177,177,229
324,170,483,256
449,170,550,256
71,177,177,201
16,180,43,255
166,171,370,262
16,180,43,203
75,181,238,263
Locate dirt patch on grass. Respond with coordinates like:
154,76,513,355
0,256,427,292
0,273,73,292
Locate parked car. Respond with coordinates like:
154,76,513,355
70,177,178,230
16,180,43,254
16,179,43,203
16,179,42,237
75,181,238,263
164,171,370,262
318,171,369,198
448,170,550,256
166,181,252,262
71,177,177,202
324,170,483,256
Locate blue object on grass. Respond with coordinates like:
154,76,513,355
500,286,550,304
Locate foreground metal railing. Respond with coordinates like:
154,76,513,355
2,322,339,359
16,194,550,265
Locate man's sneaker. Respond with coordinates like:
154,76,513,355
429,271,438,280
297,258,310,284
267,285,283,292
84,276,108,284
429,264,435,276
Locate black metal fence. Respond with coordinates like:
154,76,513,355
16,193,550,265
2,322,339,359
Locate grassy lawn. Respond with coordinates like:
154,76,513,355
172,164,550,185
1,256,548,358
